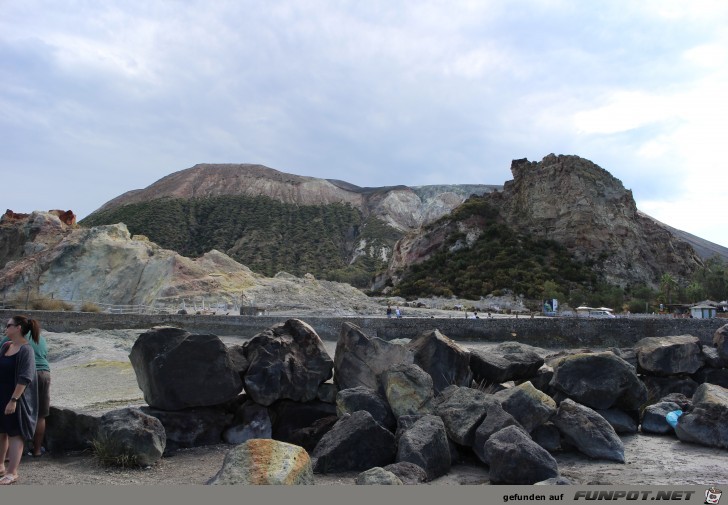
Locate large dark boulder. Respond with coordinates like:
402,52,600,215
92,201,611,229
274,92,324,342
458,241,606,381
549,351,646,411
406,329,472,395
472,401,524,464
383,462,429,484
311,410,396,473
675,383,728,449
483,426,559,485
640,401,682,435
46,406,101,453
642,376,699,406
692,368,728,389
243,319,333,406
270,400,337,449
97,408,166,467
495,381,556,433
552,399,625,463
140,406,233,450
129,327,244,411
713,324,728,364
596,409,638,434
396,414,451,480
334,322,413,393
336,386,396,431
432,386,495,446
531,423,561,452
221,401,272,445
636,335,705,376
470,342,545,385
701,346,726,369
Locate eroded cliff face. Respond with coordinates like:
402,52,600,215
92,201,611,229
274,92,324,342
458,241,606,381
0,212,374,310
388,154,703,288
495,155,701,285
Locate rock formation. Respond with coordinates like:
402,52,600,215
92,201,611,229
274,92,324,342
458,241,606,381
388,154,705,289
44,320,728,481
0,210,380,311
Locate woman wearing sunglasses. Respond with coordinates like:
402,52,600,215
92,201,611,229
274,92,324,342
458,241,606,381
0,316,39,485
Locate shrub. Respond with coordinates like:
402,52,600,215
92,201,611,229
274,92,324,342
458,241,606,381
80,301,103,313
91,435,139,468
28,297,73,311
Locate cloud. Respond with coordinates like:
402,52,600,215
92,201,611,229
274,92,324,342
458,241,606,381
1,0,727,248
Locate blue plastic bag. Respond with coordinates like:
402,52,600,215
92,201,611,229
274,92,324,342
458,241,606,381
666,409,683,428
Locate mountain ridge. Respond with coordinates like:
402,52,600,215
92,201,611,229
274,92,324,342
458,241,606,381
41,155,728,306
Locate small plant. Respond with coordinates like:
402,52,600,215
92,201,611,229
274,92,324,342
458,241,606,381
472,378,500,393
80,301,102,313
91,435,139,468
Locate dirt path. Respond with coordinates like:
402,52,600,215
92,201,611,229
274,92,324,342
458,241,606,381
12,433,728,485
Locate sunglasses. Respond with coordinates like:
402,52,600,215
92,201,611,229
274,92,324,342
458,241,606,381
5,323,18,328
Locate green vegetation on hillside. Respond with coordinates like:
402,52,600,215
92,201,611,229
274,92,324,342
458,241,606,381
392,197,612,304
392,225,603,302
81,195,400,287
80,193,728,312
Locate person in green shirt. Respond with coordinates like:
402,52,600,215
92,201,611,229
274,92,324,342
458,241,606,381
1,327,49,458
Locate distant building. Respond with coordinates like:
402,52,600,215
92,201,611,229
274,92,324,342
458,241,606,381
690,300,718,319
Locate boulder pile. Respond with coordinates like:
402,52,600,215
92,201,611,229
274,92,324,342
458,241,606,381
45,321,728,484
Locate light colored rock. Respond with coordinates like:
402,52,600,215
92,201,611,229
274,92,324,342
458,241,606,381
209,439,313,485
0,211,382,312
355,467,403,485
381,364,434,418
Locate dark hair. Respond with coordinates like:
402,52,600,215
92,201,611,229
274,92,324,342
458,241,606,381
10,315,40,344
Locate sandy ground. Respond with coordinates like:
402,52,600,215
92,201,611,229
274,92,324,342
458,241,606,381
5,328,727,486
11,430,728,486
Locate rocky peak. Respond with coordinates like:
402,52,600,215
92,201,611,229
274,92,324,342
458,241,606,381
387,154,704,290
491,154,702,286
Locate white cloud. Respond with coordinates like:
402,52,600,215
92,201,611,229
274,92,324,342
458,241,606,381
1,0,728,249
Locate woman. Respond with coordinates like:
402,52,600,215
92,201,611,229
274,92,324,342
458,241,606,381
2,324,50,458
0,316,39,485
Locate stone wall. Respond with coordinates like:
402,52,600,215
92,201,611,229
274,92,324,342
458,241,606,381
1,309,724,349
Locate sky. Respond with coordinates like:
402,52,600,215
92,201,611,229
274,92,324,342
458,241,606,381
2,0,727,248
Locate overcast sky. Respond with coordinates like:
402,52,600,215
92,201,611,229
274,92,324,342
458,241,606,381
2,1,727,248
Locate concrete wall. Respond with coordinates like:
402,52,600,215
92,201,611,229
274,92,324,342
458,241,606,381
2,309,724,348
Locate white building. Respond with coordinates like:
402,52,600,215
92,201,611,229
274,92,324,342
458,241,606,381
690,300,718,319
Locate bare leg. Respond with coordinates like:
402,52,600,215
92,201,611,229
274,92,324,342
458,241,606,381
33,417,46,455
4,435,23,476
0,434,7,473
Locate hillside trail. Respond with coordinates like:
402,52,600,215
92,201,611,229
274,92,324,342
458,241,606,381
12,329,727,486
